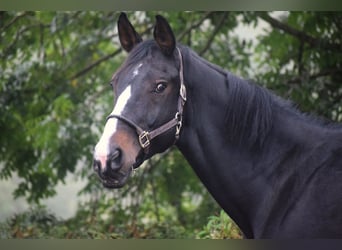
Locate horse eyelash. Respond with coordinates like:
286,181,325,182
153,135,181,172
155,79,168,84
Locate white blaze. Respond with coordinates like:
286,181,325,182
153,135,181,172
94,85,132,168
132,63,143,78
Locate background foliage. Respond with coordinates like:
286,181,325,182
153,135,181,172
0,11,341,238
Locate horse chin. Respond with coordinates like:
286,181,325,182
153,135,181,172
100,153,146,189
101,169,132,189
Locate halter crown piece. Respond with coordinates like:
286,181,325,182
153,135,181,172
106,47,187,155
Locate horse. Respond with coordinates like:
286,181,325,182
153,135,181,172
93,13,342,238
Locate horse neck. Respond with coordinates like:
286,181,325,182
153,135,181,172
176,50,263,237
175,49,337,238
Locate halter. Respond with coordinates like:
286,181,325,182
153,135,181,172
106,47,187,157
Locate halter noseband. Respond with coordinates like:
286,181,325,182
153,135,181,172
106,47,187,156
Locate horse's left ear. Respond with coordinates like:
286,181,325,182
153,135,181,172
153,15,176,56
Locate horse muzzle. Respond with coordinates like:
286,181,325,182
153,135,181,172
93,147,133,188
93,161,131,189
93,142,148,188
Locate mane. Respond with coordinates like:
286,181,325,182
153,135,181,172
187,48,342,148
184,47,286,148
124,40,156,67
224,73,275,148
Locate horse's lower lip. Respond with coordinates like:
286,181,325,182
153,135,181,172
101,170,131,188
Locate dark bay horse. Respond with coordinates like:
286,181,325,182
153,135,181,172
93,13,342,238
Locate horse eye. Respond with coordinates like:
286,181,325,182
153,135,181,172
155,82,167,93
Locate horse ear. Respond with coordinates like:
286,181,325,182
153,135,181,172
153,15,176,56
118,12,142,52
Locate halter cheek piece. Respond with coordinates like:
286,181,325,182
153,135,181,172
106,47,187,161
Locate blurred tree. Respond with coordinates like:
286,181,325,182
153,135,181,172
1,11,122,202
0,11,341,237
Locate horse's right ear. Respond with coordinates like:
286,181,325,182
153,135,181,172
118,12,142,52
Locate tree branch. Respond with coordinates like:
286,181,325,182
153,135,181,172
177,12,212,42
70,49,122,80
199,12,229,56
1,23,50,59
70,25,154,80
0,12,30,33
258,12,341,51
287,68,342,84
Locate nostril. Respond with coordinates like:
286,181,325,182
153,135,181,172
110,149,121,161
109,149,122,171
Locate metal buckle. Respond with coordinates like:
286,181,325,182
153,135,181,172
180,83,187,102
176,120,182,137
175,112,182,137
139,131,150,149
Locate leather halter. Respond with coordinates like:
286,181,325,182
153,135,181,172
106,47,187,156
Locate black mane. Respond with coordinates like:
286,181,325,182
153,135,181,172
124,40,156,66
183,46,342,149
185,48,277,148
224,73,275,148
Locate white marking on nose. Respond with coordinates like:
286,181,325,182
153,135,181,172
94,85,132,169
132,63,143,78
